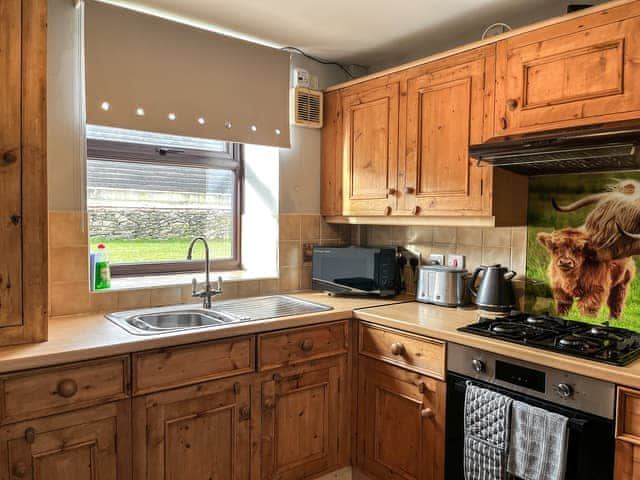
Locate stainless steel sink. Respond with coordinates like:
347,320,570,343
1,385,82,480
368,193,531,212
107,295,332,335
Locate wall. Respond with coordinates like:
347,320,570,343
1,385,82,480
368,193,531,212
46,0,352,316
359,225,527,305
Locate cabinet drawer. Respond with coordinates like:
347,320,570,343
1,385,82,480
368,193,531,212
617,387,640,445
258,321,349,370
0,356,130,424
359,323,445,379
132,336,255,394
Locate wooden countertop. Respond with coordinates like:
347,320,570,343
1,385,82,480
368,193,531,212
355,302,640,390
0,293,411,374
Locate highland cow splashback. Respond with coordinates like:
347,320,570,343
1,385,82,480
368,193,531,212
526,173,640,332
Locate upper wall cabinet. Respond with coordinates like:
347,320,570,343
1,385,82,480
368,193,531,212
403,47,494,216
494,1,640,136
340,80,401,216
0,0,48,346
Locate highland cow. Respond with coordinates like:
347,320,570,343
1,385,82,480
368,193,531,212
553,179,640,260
537,228,635,319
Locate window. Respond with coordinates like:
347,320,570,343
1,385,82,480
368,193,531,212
86,125,241,276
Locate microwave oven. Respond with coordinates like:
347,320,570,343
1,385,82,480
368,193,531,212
311,246,398,297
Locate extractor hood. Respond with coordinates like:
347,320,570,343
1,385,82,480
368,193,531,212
469,126,640,176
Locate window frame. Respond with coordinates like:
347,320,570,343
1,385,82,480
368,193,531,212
87,138,243,277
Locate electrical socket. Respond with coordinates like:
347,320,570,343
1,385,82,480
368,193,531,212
428,254,445,265
447,254,465,269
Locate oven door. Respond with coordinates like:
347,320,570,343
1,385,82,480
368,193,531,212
445,373,615,480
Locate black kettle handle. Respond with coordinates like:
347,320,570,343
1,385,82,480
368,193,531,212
469,266,484,297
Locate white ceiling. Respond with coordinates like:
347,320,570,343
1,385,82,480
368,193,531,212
104,0,595,68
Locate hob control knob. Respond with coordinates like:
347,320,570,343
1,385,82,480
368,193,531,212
471,359,485,373
556,383,573,398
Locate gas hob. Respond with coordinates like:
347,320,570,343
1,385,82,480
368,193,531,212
459,312,640,366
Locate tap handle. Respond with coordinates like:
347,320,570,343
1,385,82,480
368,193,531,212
191,278,198,295
217,276,223,292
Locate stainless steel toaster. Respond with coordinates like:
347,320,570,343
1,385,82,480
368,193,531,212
416,265,470,307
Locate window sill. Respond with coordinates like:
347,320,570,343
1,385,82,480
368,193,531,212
104,269,278,292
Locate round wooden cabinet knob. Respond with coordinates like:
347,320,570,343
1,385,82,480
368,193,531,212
239,406,251,420
263,398,275,410
499,117,508,130
421,408,434,419
506,98,519,110
387,187,397,195
56,379,78,398
2,151,17,165
299,338,314,352
390,342,405,356
404,186,415,194
12,462,27,478
384,206,392,216
412,206,421,216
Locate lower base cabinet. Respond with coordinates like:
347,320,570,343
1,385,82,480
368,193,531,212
614,440,640,480
357,357,446,480
0,400,131,480
259,358,347,480
132,375,253,480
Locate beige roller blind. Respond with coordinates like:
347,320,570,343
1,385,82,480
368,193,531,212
85,0,290,148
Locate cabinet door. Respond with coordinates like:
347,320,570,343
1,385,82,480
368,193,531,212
321,90,343,216
404,52,492,216
614,440,640,480
133,376,252,480
495,6,640,136
0,401,130,480
0,0,23,329
357,357,446,480
0,0,47,346
260,359,345,480
341,82,399,216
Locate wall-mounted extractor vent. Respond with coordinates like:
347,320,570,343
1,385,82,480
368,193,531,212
290,87,323,128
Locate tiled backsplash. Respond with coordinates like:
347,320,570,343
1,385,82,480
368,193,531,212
48,211,350,317
360,225,527,302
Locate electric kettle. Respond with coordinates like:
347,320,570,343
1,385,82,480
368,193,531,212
469,264,516,312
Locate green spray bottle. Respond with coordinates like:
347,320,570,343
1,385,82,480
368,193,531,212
94,243,111,290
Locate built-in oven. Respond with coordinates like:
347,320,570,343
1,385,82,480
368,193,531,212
445,343,616,480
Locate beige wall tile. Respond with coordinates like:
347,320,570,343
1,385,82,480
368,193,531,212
181,285,200,304
150,287,183,307
279,241,301,268
367,226,394,246
279,214,301,241
213,281,239,301
433,227,457,245
300,265,312,291
482,247,511,268
50,281,91,316
260,278,279,295
117,290,151,310
237,280,261,298
278,266,300,292
50,246,89,283
483,227,512,248
405,226,433,244
49,211,87,248
511,244,527,276
432,243,457,258
301,215,321,241
90,291,118,313
457,245,483,271
511,226,527,251
320,219,342,241
456,227,483,247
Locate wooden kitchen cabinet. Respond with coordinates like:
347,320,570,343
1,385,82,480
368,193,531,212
495,1,640,137
615,386,640,479
403,47,494,216
340,79,401,216
132,375,253,480
0,400,131,480
321,91,343,216
356,356,446,480
259,357,347,480
0,0,48,346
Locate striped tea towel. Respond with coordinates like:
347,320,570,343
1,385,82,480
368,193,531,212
464,384,514,480
507,400,569,480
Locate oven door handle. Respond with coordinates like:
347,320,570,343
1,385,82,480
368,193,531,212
452,379,591,432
